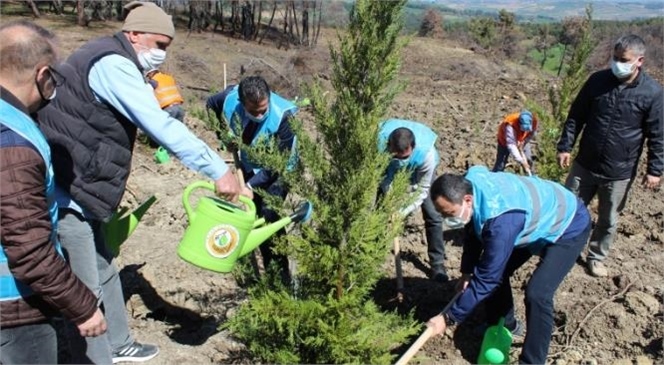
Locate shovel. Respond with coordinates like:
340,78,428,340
519,147,532,177
395,291,462,365
103,195,157,257
394,236,404,302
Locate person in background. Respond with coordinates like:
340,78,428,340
378,119,447,282
556,34,662,277
206,75,298,279
492,109,537,175
146,68,185,122
0,20,107,365
37,2,240,363
426,167,591,364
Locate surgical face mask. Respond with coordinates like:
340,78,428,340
138,47,167,71
610,59,636,79
443,201,471,229
245,106,269,123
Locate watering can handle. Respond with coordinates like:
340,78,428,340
182,181,256,222
183,181,215,222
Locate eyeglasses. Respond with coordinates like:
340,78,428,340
47,66,65,87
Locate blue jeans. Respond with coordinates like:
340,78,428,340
1,321,57,364
57,209,134,364
565,161,633,262
483,223,591,364
492,143,533,172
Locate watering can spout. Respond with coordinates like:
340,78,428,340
103,195,157,257
239,201,313,257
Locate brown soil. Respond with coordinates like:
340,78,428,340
4,15,662,365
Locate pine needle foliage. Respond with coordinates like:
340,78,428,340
225,0,421,363
530,4,595,182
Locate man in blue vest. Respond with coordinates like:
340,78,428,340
378,119,447,282
207,75,298,277
37,2,240,363
0,20,107,364
425,167,591,364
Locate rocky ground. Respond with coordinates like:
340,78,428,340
3,13,662,365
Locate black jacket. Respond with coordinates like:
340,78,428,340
557,68,663,180
37,33,142,221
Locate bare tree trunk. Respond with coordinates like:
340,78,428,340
115,0,123,20
287,1,296,44
301,1,309,46
77,0,87,26
314,0,322,46
557,43,568,76
540,48,548,69
231,0,240,35
26,0,41,17
214,0,224,32
51,0,63,15
259,0,277,44
291,0,300,45
254,0,263,39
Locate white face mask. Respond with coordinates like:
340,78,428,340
610,59,636,79
138,47,167,71
443,201,471,229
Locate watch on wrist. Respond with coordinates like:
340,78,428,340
443,312,456,326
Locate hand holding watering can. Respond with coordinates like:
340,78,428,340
177,181,312,273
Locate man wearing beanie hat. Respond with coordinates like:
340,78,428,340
493,109,538,175
37,1,241,363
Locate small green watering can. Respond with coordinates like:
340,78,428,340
477,317,513,364
103,195,157,257
177,181,312,273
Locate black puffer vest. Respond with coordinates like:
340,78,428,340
38,32,143,222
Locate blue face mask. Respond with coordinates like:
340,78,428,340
393,157,410,169
245,106,269,123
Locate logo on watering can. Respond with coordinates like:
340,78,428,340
205,225,240,258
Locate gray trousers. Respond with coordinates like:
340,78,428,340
565,162,633,262
1,321,56,364
421,185,445,267
57,209,134,364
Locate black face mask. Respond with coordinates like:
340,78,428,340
35,66,60,110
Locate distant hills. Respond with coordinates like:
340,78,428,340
419,0,664,21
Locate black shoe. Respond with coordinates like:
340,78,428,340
112,342,159,363
430,265,449,283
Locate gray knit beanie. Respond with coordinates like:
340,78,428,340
122,1,175,39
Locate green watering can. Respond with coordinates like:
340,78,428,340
477,317,513,364
103,195,158,257
177,181,312,273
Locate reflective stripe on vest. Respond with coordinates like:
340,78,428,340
222,87,299,174
467,166,577,247
152,72,184,109
0,99,62,301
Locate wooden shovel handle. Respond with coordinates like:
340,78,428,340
394,237,404,293
395,327,434,365
395,291,462,365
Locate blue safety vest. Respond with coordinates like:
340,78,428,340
222,86,299,174
466,166,578,247
378,119,440,180
0,99,62,301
